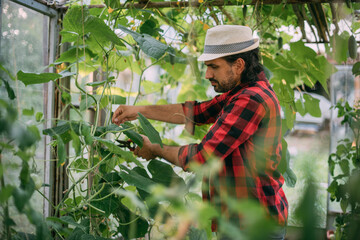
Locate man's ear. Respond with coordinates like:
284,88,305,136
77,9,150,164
234,58,245,75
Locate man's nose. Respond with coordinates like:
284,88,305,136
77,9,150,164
205,69,213,79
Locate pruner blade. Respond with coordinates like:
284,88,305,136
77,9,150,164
116,140,136,151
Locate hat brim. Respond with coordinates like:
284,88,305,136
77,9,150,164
198,38,259,62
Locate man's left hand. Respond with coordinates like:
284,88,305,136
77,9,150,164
133,135,158,161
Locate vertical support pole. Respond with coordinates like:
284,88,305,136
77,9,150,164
43,8,62,218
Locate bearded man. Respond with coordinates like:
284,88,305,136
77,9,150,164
112,25,288,240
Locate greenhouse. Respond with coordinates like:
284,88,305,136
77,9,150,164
1,0,360,239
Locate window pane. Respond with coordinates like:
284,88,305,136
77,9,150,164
0,0,50,234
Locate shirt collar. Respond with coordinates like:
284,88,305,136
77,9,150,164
227,71,267,95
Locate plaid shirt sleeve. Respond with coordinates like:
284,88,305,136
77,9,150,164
179,94,265,170
182,93,231,134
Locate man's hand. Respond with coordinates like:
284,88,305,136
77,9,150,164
133,135,157,161
112,105,139,125
133,135,182,167
112,104,185,125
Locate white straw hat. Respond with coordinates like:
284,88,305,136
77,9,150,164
198,25,259,62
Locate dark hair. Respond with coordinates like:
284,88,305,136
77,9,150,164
222,48,263,83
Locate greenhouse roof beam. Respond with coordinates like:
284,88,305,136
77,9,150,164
104,0,359,9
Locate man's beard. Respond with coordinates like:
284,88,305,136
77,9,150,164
209,71,238,93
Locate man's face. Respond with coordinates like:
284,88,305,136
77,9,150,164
204,58,243,93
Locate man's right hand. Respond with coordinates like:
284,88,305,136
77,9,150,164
112,104,185,125
112,105,140,125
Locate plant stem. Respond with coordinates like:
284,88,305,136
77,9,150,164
74,38,97,104
133,56,165,105
93,52,111,133
54,151,113,216
0,151,11,240
36,189,57,209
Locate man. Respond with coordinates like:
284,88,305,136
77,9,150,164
112,25,288,239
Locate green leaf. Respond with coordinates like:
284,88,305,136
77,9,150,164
59,216,87,231
27,125,41,141
22,107,34,116
35,112,43,122
0,185,15,203
279,138,288,174
352,62,360,76
119,165,155,192
142,80,162,94
56,135,66,165
263,65,273,80
104,0,122,9
61,91,72,104
99,172,123,184
280,138,297,188
328,154,336,176
12,124,40,150
147,159,185,188
161,60,186,81
80,94,97,111
137,113,163,147
99,123,122,133
85,16,124,46
71,157,88,171
314,55,335,93
327,180,338,200
70,131,81,156
289,41,317,62
19,160,30,185
109,95,126,105
55,47,89,64
303,94,321,118
43,122,71,137
117,25,168,59
329,33,349,64
96,138,143,167
12,186,34,212
115,202,149,239
0,79,16,99
352,21,360,32
17,71,61,86
284,105,296,130
81,124,93,145
140,19,158,36
121,124,143,148
283,167,297,188
340,198,348,213
339,160,350,175
98,95,109,109
295,98,306,116
62,5,89,37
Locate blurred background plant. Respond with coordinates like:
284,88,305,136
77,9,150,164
0,65,50,239
327,100,360,240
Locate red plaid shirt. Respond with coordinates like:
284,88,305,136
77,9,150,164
179,71,288,229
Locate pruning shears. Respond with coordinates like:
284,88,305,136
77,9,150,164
116,140,136,151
